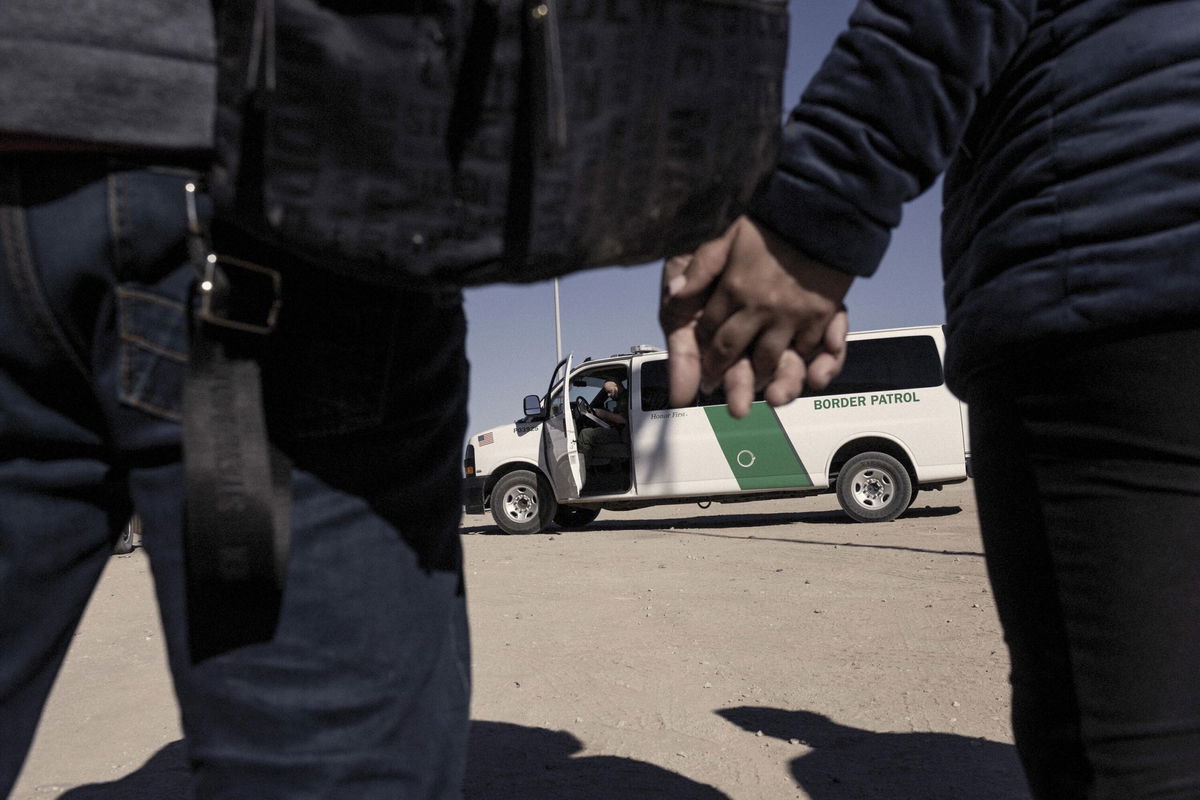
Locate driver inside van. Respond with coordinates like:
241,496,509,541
577,380,628,455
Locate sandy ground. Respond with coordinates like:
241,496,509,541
12,481,1032,799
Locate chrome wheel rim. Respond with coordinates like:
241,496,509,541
503,486,537,522
850,468,894,509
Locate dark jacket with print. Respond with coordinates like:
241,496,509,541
750,0,1200,395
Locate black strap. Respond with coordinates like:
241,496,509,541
182,181,291,664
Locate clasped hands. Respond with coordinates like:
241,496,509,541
659,215,853,419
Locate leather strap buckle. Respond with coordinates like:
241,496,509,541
197,254,282,335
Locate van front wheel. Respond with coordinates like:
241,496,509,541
836,452,912,523
491,470,557,534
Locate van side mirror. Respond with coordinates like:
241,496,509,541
523,394,544,418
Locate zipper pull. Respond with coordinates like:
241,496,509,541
528,0,567,155
245,0,277,98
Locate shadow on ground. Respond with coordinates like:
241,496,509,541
462,504,963,537
54,722,727,800
59,740,190,799
718,706,1031,800
466,720,727,799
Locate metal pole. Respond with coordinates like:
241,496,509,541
553,278,563,361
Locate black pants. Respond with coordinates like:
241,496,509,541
967,327,1200,799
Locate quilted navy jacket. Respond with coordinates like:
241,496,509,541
750,0,1200,395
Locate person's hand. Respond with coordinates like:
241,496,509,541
659,216,853,418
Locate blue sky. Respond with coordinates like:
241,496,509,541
462,1,946,435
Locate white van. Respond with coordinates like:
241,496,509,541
463,325,971,534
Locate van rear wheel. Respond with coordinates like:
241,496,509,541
112,521,135,555
906,488,920,510
553,506,600,530
836,452,912,523
491,469,557,534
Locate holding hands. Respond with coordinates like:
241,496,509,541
659,216,853,418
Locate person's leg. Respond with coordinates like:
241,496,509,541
2,153,471,796
0,156,141,793
578,424,619,454
969,385,1092,799
577,424,596,454
970,328,1200,799
121,237,472,797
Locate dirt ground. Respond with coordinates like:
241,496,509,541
12,480,1033,799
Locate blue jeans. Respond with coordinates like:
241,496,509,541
968,327,1200,799
0,154,471,798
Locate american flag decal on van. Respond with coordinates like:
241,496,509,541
477,432,494,446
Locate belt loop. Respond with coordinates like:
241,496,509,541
185,180,282,335
184,179,210,277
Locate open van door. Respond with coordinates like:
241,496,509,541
541,355,584,501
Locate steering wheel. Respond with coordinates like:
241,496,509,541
574,396,611,429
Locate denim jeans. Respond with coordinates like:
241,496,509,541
967,327,1200,799
0,154,471,798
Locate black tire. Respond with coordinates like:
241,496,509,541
490,469,557,534
835,452,912,523
112,521,135,555
553,506,600,530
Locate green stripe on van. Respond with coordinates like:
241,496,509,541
703,403,813,490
